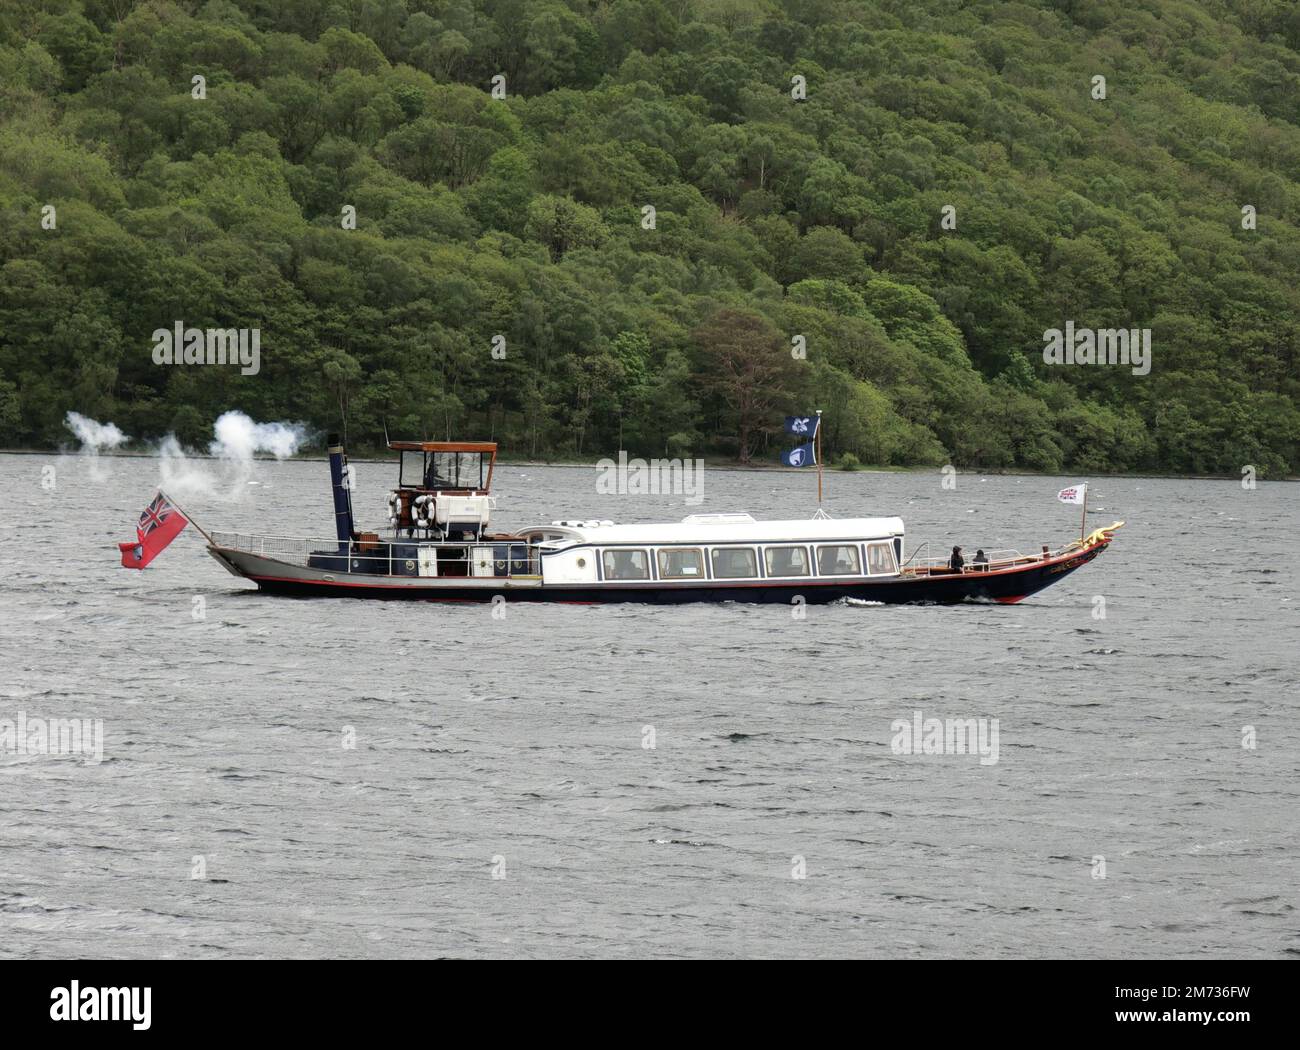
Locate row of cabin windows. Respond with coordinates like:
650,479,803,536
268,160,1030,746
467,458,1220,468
598,543,897,582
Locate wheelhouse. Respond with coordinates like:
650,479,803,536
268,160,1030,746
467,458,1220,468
391,440,496,494
386,440,498,539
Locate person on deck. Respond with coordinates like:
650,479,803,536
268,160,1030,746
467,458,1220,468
950,546,965,572
973,549,988,571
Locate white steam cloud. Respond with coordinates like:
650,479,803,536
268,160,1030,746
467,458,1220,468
159,411,310,498
65,411,129,452
63,411,129,481
60,409,307,497
209,411,306,461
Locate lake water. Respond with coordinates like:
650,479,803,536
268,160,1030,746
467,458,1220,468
0,451,1295,958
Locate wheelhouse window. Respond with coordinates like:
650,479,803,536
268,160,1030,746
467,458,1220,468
657,548,703,579
710,547,758,579
396,445,495,492
399,451,425,487
426,451,483,490
816,544,861,575
764,546,810,577
602,549,649,581
866,541,897,575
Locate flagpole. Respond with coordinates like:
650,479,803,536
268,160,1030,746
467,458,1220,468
815,409,823,504
1080,483,1087,543
162,489,216,545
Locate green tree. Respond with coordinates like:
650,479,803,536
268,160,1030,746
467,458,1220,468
692,308,799,463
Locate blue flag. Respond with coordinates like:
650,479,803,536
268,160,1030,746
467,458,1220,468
784,415,819,437
781,441,816,467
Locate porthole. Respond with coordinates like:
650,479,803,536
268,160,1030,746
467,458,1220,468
576,557,586,568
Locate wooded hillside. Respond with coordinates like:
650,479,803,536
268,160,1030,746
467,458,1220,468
1,1,1298,474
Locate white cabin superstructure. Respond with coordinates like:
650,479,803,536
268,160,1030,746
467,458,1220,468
518,513,905,587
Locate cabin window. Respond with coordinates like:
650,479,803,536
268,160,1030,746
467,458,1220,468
657,548,703,579
427,452,456,489
816,544,861,575
866,542,897,575
711,547,758,579
602,549,649,581
458,452,484,489
421,451,484,490
764,546,810,577
401,450,489,490
400,451,425,487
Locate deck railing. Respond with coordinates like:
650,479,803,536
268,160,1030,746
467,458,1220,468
901,541,1078,576
208,532,543,578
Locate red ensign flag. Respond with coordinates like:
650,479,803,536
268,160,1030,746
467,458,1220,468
119,491,189,569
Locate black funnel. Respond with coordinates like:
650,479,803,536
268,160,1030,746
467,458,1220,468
327,434,355,546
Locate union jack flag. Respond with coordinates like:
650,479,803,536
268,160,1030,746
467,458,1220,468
138,492,177,536
1056,483,1087,506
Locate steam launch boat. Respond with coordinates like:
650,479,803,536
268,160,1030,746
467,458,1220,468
205,436,1123,604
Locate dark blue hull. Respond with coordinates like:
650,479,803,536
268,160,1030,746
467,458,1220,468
248,542,1109,605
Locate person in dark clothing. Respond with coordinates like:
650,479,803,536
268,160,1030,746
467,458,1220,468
950,546,964,572
425,460,454,489
973,549,988,571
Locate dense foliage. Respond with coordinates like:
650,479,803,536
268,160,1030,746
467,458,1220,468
1,0,1298,474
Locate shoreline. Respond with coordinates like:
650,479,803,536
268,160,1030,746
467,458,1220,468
2,447,1292,482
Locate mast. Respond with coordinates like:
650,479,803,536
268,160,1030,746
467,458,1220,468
816,409,823,504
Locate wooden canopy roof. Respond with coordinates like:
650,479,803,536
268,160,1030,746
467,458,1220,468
388,441,498,454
